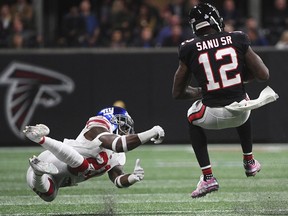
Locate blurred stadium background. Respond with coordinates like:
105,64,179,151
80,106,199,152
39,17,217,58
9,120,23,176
0,0,287,146
1,0,288,48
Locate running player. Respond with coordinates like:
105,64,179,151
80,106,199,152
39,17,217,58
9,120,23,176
172,3,278,198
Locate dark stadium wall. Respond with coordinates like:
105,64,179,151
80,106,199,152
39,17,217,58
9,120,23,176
0,49,286,146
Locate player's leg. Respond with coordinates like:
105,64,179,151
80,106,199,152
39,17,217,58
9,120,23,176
188,123,219,198
41,137,90,172
23,124,89,172
26,163,58,202
26,151,63,202
236,118,261,177
189,124,211,177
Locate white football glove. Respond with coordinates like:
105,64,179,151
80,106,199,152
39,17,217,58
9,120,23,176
128,159,144,184
151,125,165,144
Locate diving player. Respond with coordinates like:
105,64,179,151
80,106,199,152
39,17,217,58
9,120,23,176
24,106,165,202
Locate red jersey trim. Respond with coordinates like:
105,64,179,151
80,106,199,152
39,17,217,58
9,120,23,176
188,104,206,123
86,117,110,130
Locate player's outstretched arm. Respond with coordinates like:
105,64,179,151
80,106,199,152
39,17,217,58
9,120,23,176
86,125,165,153
102,125,164,152
108,159,144,188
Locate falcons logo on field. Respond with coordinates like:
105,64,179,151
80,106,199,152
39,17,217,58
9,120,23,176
0,62,74,139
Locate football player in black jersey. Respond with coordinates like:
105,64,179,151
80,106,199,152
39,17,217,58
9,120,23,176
172,3,274,198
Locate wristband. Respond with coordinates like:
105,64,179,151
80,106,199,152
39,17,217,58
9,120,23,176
127,174,138,184
137,128,156,144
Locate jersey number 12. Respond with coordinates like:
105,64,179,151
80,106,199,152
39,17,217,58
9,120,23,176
199,47,241,91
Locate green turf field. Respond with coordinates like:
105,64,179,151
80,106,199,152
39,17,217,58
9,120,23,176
0,144,287,216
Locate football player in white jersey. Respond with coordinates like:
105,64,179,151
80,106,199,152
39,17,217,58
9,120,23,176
24,106,165,202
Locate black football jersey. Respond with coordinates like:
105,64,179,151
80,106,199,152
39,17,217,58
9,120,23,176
178,31,250,107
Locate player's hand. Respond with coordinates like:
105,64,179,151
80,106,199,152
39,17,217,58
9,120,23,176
151,125,165,144
132,159,144,181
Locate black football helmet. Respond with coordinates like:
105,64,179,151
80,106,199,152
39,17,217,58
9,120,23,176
188,3,224,36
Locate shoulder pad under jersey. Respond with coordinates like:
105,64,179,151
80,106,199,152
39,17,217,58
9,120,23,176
86,116,111,131
230,31,251,45
178,38,196,62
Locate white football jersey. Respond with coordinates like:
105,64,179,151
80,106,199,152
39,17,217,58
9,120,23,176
71,115,114,158
63,115,125,178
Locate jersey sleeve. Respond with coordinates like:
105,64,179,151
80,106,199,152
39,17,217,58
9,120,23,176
86,116,111,131
178,39,195,65
232,31,251,54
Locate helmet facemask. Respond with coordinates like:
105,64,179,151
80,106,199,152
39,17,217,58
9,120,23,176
97,106,135,135
110,114,135,135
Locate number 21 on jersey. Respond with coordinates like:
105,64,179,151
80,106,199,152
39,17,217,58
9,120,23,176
199,47,241,91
